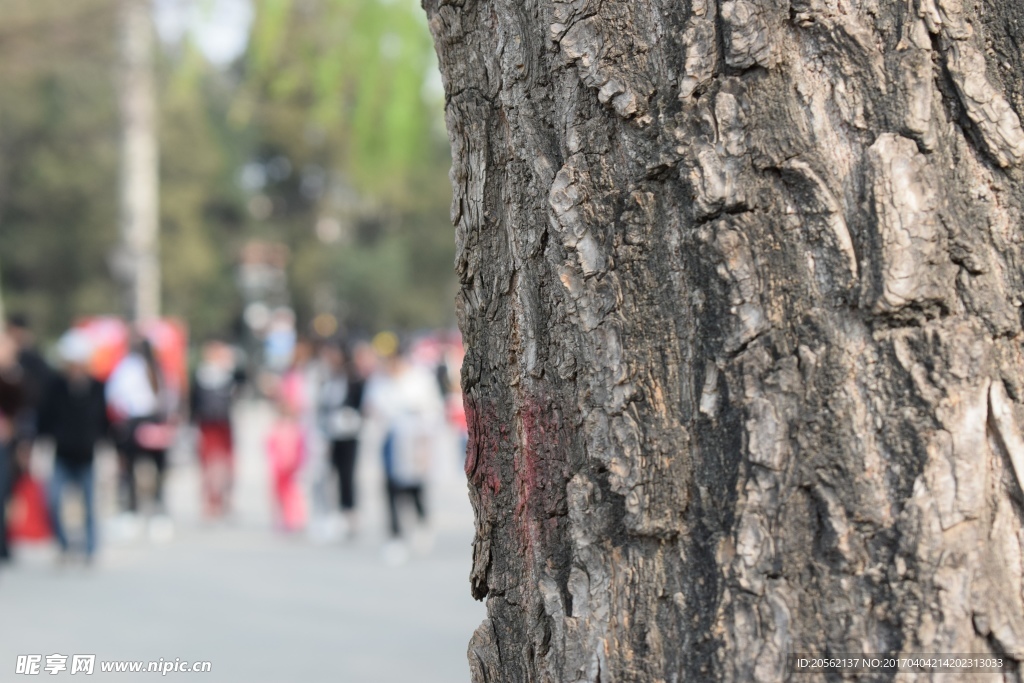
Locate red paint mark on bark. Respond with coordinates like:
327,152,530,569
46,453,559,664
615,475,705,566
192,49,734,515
463,391,569,577
515,397,568,557
516,401,544,516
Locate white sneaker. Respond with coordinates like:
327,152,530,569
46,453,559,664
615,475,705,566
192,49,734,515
411,526,435,556
148,516,174,544
382,540,409,567
324,513,343,541
109,513,143,542
340,515,358,542
307,516,341,545
54,551,71,570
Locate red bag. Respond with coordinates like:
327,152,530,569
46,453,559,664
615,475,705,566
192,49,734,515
7,475,51,541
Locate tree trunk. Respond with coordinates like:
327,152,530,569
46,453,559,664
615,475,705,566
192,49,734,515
425,0,1024,680
118,0,160,323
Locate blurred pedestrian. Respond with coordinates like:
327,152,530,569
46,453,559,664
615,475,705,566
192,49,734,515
38,331,108,563
5,314,52,483
106,336,177,542
0,332,25,564
317,340,365,539
263,308,297,374
267,367,307,532
439,333,468,464
288,336,332,542
365,336,444,564
190,340,242,519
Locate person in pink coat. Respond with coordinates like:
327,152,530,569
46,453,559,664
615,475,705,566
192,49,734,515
266,369,307,532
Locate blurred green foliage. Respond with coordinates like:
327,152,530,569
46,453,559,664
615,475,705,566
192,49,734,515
239,0,455,335
0,0,455,342
0,0,121,336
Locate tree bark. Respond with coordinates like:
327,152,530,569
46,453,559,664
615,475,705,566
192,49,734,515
424,0,1024,680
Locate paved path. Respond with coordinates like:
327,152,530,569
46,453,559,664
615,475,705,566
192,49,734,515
0,402,485,682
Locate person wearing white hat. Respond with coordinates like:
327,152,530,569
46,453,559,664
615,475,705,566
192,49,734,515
38,330,109,563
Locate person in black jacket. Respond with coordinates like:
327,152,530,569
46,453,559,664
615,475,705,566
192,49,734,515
0,332,25,563
317,340,365,538
6,314,53,478
38,331,108,562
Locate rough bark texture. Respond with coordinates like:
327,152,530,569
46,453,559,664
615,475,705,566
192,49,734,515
424,0,1024,680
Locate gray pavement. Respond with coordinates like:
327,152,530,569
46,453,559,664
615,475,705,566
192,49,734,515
0,401,485,682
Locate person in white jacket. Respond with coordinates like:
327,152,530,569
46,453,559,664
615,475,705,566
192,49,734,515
364,342,444,563
106,337,176,541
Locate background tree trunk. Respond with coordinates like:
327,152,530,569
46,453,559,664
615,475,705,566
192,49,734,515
424,0,1024,680
118,0,160,323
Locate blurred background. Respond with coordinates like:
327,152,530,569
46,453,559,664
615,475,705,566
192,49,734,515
0,0,482,681
0,0,456,337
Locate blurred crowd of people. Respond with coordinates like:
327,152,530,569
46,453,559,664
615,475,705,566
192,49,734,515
0,317,181,564
262,330,466,565
0,313,467,569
